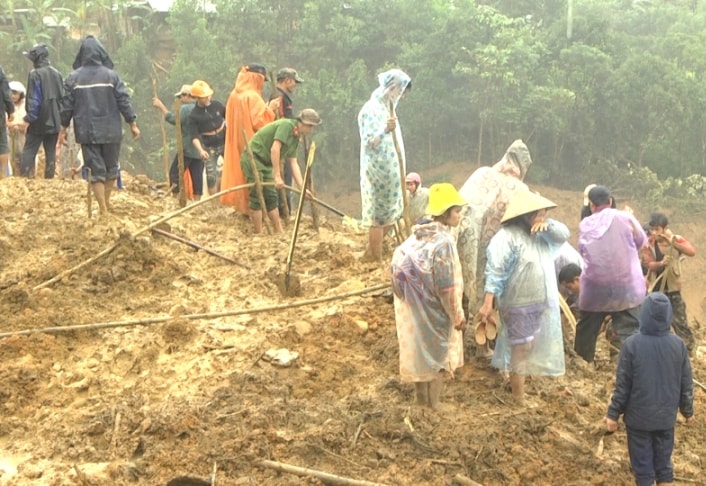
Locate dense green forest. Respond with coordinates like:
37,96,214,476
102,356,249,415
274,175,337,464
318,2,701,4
1,0,705,205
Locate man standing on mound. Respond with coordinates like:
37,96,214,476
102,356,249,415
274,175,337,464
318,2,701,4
59,36,140,215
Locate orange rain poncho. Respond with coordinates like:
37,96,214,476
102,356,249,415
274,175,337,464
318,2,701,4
220,67,276,211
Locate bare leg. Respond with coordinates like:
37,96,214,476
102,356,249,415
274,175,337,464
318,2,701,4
91,182,107,215
367,226,384,260
104,178,116,212
267,208,284,233
414,382,429,406
251,209,264,234
509,342,532,403
0,153,8,179
429,377,445,410
509,373,525,402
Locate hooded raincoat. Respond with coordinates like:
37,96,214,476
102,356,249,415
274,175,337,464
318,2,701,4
607,292,693,431
455,140,532,318
358,69,410,227
60,36,136,145
485,218,568,376
391,221,464,382
221,67,276,211
23,44,63,135
578,207,647,312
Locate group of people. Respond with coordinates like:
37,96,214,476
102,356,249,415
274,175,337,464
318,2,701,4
152,64,321,234
0,36,140,214
384,141,694,485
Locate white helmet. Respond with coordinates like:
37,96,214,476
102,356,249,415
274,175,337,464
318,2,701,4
9,81,25,95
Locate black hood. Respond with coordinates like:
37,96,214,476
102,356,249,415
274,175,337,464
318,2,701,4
72,36,114,69
24,43,50,68
639,292,673,337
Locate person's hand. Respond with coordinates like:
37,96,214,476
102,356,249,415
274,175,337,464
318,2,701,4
605,417,618,433
200,149,210,161
152,97,165,110
130,123,140,140
268,97,281,112
454,319,465,331
385,117,396,134
661,255,672,267
531,221,548,234
274,175,285,188
685,415,694,425
477,302,496,327
58,129,68,147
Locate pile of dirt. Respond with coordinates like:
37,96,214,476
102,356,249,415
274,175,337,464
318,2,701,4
0,172,704,485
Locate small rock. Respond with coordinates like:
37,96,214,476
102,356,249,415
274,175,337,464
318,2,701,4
294,320,312,337
169,304,187,317
355,319,369,334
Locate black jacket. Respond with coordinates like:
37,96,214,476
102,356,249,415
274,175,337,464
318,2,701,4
24,46,63,135
607,292,694,431
60,36,136,144
0,66,14,119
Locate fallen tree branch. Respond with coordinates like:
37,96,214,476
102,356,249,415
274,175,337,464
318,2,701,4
693,378,706,393
452,474,484,486
0,283,390,339
151,227,251,270
257,459,387,486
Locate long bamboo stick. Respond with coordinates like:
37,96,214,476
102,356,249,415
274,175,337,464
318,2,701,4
388,100,411,236
257,459,388,486
152,74,169,184
151,227,251,269
174,97,187,208
0,283,390,339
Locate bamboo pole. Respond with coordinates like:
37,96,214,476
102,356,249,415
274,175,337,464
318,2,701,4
151,227,251,269
32,182,347,291
284,142,316,291
1,283,390,339
242,129,272,235
257,459,388,486
303,135,319,231
174,97,187,208
151,74,169,184
388,100,411,236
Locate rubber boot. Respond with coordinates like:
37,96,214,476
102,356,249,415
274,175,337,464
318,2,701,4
414,382,429,407
429,378,445,410
92,182,107,215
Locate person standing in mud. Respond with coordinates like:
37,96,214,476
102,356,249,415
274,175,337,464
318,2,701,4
643,212,697,355
187,80,225,196
358,69,411,261
575,185,647,363
477,189,567,403
0,65,15,178
456,140,533,360
59,36,140,215
21,43,63,179
391,183,466,410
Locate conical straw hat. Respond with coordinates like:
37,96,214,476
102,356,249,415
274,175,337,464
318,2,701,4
501,189,557,223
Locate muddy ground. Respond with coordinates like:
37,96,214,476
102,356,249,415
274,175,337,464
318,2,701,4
0,164,704,485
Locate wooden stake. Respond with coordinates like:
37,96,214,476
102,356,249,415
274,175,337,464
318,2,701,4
388,100,411,236
152,74,169,184
284,142,316,291
151,227,251,269
257,459,388,486
242,129,272,235
1,283,390,338
174,96,187,208
303,135,319,231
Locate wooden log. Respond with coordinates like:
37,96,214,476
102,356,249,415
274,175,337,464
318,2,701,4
257,459,388,486
1,283,390,339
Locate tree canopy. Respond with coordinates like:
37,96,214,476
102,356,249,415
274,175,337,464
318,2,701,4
1,0,706,202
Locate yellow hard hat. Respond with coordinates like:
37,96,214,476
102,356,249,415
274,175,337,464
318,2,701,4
425,183,467,216
190,80,214,98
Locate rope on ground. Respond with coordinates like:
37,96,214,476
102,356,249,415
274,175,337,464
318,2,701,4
0,283,390,339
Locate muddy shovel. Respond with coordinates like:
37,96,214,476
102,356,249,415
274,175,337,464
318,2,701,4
282,141,316,295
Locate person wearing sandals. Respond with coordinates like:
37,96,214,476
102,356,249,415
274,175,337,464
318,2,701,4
477,189,568,403
391,183,466,410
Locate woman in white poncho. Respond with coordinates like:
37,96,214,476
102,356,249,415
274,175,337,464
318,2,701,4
391,183,466,410
478,189,568,403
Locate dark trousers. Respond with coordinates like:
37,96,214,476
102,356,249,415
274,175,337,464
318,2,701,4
278,161,293,217
21,132,58,178
574,306,640,362
666,291,695,351
168,154,204,196
626,426,675,486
